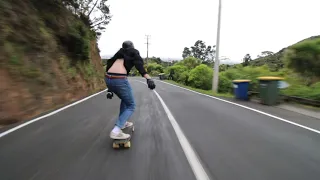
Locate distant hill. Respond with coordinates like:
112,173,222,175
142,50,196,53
101,55,112,60
249,35,320,71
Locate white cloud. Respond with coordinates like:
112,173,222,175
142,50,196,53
98,0,320,63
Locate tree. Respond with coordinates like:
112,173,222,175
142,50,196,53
242,54,252,67
258,51,274,58
182,47,191,59
203,45,215,65
190,40,207,60
284,37,320,79
151,57,163,64
181,40,215,63
63,0,112,34
219,64,230,72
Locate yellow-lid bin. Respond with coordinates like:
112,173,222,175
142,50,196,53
257,76,284,81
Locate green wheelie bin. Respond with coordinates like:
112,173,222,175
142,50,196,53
257,76,284,105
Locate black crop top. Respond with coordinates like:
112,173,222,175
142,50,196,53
106,48,147,77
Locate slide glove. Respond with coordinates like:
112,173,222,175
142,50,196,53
106,90,114,99
147,78,156,90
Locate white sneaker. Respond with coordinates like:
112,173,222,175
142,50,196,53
121,121,133,129
110,130,130,140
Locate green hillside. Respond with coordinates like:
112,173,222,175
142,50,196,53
250,35,320,71
0,0,110,125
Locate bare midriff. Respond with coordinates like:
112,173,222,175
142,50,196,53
107,59,127,74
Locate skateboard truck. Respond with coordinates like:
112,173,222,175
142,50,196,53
106,90,113,99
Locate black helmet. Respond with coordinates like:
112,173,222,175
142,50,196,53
122,40,134,49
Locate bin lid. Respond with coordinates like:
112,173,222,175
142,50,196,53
232,79,251,83
257,76,284,80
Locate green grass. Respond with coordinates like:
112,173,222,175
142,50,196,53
297,103,320,111
164,80,233,98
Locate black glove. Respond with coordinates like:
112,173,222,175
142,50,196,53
106,90,114,99
146,78,156,90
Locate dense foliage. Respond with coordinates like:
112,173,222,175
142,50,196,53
144,36,320,101
283,37,320,80
1,0,111,66
182,40,215,66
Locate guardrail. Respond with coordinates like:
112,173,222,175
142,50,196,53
248,91,320,107
281,95,320,107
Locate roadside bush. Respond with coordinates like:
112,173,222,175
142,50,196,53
188,64,213,90
178,71,190,85
283,37,320,78
149,70,161,76
60,20,91,62
167,57,320,101
167,65,189,83
147,63,164,75
282,82,320,101
221,65,281,91
218,74,232,93
181,57,201,69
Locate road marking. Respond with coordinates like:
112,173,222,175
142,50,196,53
157,80,320,135
134,80,210,180
0,89,108,138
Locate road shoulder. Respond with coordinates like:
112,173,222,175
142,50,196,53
157,79,320,132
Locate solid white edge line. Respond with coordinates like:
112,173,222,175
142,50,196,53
156,80,320,135
0,89,108,138
134,80,210,180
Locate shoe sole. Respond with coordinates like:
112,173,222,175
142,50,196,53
121,124,134,130
110,135,131,140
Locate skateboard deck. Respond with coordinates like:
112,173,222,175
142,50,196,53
112,125,134,149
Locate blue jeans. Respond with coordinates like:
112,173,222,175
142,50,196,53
105,77,136,128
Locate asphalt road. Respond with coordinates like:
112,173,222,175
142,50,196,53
1,78,320,180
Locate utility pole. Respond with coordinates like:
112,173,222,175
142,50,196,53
145,35,151,65
213,0,222,93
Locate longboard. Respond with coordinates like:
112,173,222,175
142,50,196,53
112,125,134,149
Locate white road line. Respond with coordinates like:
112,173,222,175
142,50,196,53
157,80,320,135
0,89,108,138
134,80,210,180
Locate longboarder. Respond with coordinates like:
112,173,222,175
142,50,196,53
105,41,156,141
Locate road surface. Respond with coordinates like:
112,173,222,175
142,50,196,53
1,78,320,180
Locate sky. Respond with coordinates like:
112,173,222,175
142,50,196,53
98,0,320,64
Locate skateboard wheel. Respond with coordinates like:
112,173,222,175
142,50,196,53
112,143,120,149
124,141,131,148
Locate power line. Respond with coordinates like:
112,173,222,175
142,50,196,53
145,35,151,65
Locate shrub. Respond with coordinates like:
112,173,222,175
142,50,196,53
147,63,164,75
283,37,320,78
218,74,232,93
65,21,91,62
282,82,320,101
181,57,201,69
178,71,190,85
188,64,213,90
167,65,189,83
